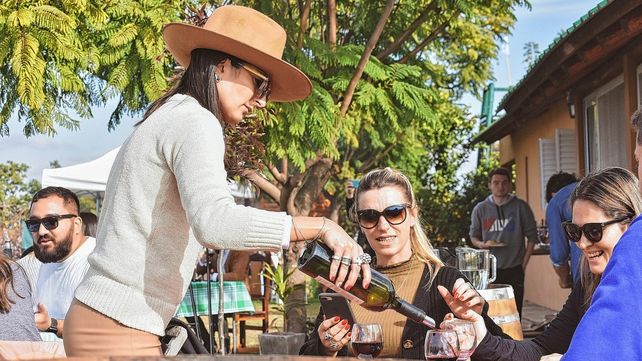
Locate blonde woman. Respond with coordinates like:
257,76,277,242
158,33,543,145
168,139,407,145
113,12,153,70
301,168,506,358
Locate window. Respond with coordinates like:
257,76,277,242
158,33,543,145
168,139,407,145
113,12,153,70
539,129,578,211
583,76,627,172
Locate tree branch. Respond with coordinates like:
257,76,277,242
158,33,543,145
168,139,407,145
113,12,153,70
399,11,458,64
327,0,337,49
268,163,287,185
297,0,313,48
339,0,395,116
242,169,282,204
376,2,438,60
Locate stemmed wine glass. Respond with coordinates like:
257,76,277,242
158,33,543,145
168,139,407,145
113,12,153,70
442,319,477,360
425,329,459,361
350,323,383,359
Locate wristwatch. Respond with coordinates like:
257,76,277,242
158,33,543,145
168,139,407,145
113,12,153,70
46,318,58,334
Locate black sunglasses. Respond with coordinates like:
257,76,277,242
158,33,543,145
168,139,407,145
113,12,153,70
235,61,271,100
26,214,77,233
562,216,630,243
356,204,410,229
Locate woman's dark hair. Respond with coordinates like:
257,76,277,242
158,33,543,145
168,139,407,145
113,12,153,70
0,254,23,313
140,49,245,124
569,167,642,310
80,212,98,237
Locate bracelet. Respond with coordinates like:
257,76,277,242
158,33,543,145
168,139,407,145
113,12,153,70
312,217,327,240
292,218,304,241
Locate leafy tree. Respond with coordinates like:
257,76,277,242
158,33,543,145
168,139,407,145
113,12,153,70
0,0,190,136
2,0,529,330
420,146,499,247
0,161,41,244
522,41,540,67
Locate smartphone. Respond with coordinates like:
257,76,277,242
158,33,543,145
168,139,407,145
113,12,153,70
319,293,355,325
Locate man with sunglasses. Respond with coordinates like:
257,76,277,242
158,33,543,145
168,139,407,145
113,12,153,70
18,186,95,339
469,167,538,317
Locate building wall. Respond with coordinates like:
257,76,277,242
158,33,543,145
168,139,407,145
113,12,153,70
499,98,575,310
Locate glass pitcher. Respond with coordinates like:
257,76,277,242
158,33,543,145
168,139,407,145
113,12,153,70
455,247,496,290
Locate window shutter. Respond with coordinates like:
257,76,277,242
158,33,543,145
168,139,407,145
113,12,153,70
556,128,578,175
539,138,557,211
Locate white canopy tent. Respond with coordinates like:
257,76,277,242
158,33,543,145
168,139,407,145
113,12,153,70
41,147,254,212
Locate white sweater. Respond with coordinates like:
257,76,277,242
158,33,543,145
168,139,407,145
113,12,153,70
74,94,289,336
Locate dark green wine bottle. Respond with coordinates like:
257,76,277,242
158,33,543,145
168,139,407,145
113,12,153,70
298,240,436,328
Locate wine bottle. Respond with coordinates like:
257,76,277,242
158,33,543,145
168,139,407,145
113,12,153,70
298,240,436,328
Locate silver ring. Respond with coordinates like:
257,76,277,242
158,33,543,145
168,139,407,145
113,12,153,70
354,253,372,265
340,256,351,266
323,331,333,341
331,255,342,262
329,341,340,350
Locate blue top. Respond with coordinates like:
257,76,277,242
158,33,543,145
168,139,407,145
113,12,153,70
562,215,642,360
546,182,581,283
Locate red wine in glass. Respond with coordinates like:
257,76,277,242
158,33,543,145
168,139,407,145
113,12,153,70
351,341,383,358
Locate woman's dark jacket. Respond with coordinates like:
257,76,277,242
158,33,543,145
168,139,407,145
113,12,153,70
473,282,585,360
300,265,509,359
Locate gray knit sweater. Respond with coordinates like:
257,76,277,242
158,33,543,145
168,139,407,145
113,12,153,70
74,94,288,336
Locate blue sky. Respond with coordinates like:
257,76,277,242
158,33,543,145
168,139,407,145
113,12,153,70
0,0,599,181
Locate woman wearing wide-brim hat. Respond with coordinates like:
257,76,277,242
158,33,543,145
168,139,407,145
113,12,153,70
63,5,371,356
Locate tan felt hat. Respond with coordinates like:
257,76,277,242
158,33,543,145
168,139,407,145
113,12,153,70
163,5,312,102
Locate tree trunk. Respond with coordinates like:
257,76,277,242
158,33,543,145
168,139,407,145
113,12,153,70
327,0,337,49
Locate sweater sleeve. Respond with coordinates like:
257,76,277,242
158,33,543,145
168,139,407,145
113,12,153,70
470,204,483,238
520,200,538,244
162,101,289,251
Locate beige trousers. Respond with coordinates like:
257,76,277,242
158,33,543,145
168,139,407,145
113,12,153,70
63,299,162,356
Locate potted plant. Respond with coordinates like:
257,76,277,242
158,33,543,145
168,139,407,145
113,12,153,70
258,263,307,355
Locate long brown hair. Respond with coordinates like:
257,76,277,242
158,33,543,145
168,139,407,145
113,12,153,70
569,167,642,310
0,254,23,313
350,168,444,280
139,48,230,123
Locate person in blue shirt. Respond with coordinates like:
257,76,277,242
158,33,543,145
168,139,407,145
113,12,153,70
544,172,581,287
562,109,642,360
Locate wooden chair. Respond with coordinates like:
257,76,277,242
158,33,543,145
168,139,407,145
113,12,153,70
234,252,272,353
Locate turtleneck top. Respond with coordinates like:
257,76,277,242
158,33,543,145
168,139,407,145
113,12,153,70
352,255,426,358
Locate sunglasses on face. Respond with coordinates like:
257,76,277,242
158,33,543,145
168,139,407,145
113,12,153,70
356,204,410,229
236,62,271,100
26,214,77,233
562,216,630,243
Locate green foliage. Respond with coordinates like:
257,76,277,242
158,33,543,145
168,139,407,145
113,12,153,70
523,41,541,67
263,262,296,332
0,162,41,229
420,146,499,246
79,195,97,213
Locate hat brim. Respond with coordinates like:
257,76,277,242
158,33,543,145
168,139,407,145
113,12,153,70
163,23,312,102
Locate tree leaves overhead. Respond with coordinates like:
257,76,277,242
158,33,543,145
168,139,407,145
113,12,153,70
0,0,189,136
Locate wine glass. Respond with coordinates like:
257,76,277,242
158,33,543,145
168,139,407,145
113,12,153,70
350,323,383,359
442,319,477,360
424,329,459,361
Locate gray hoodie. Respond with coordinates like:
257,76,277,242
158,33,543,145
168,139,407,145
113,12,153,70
469,194,538,269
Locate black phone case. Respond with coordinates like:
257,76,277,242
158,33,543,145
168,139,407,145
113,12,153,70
319,293,355,324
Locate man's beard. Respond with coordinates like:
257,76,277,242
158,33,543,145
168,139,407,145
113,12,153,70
34,230,73,263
